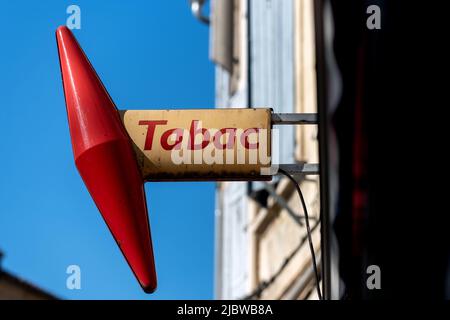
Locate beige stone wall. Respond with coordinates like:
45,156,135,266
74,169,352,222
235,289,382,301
247,0,320,300
248,178,320,299
295,0,318,164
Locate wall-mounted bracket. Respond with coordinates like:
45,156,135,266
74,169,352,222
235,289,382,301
272,113,319,176
272,113,318,125
278,163,320,176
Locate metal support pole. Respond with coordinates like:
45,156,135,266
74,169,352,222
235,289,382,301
277,163,320,176
272,113,318,125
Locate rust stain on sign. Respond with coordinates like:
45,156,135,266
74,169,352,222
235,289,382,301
120,109,272,181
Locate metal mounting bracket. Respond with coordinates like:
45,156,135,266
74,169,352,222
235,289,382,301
271,113,319,176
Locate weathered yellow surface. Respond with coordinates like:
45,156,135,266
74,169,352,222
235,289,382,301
120,109,272,181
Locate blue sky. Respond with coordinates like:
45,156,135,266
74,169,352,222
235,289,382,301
0,1,215,299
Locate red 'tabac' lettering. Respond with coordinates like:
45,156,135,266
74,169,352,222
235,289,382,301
189,120,210,150
139,120,262,151
213,128,237,150
161,128,184,150
241,128,260,149
139,120,167,150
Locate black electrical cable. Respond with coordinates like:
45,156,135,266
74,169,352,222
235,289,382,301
278,168,323,300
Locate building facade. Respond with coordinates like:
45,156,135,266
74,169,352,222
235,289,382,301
209,0,320,300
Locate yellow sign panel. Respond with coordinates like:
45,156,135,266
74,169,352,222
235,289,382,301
120,109,272,181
